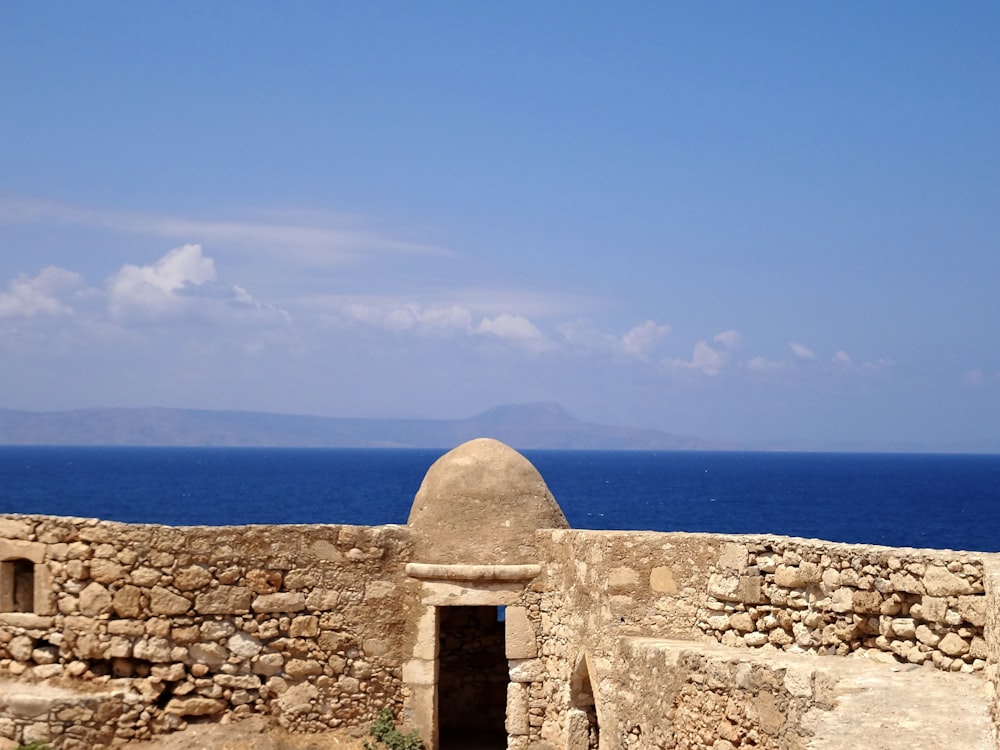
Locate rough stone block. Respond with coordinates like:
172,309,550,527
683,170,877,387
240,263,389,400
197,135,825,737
305,588,340,611
87,558,122,584
957,596,987,627
774,565,807,588
505,606,538,659
78,582,112,617
195,586,252,615
289,615,319,637
923,566,973,597
938,633,970,657
173,565,213,591
0,539,45,564
650,566,678,593
111,585,143,618
608,566,640,592
719,543,749,571
189,642,228,667
150,586,190,616
164,697,226,716
412,607,439,661
509,658,544,683
889,571,923,594
737,574,763,604
506,682,530,736
917,596,948,623
708,574,741,602
852,590,882,614
829,588,853,613
228,631,263,658
402,658,438,686
252,592,306,613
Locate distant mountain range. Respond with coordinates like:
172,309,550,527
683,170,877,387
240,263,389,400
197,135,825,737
0,403,735,451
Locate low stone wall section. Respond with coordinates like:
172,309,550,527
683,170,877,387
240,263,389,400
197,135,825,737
537,529,999,749
610,638,837,749
0,514,416,747
0,679,128,750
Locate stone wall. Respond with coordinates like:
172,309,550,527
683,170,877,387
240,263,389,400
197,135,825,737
695,536,988,673
0,514,416,749
984,557,1000,740
534,529,728,749
3,512,999,750
535,529,999,749
609,639,839,750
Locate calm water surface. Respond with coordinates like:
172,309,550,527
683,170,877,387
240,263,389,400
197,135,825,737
1,447,998,552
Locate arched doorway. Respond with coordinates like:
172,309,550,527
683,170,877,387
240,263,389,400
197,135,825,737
568,653,600,750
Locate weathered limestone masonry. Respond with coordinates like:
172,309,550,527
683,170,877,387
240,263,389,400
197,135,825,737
0,516,416,749
2,438,999,750
696,537,987,671
535,528,998,749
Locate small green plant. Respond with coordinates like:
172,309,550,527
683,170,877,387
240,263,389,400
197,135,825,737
364,706,424,750
17,743,53,750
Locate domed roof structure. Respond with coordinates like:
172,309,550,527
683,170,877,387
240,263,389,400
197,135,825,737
407,438,569,564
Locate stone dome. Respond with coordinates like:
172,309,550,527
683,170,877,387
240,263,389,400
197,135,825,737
407,438,569,564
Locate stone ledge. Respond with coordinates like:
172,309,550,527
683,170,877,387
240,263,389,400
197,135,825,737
405,563,541,582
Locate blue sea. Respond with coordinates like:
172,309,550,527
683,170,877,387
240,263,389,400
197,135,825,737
1,447,998,552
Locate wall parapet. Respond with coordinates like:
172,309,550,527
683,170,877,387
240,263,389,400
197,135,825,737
695,536,988,673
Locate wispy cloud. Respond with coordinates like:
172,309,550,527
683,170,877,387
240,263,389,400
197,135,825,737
828,349,894,375
744,355,791,373
743,347,893,378
0,194,449,266
963,368,1000,386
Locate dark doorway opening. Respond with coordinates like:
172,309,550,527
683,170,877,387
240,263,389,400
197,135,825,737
571,654,600,749
438,606,508,749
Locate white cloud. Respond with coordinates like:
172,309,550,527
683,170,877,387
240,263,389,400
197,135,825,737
790,342,816,360
620,320,671,358
0,266,84,319
342,302,473,336
745,355,790,373
106,244,217,320
713,329,741,349
476,313,548,350
664,339,727,376
555,318,616,350
828,349,894,374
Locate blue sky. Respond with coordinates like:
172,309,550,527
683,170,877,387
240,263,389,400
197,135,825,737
2,3,998,448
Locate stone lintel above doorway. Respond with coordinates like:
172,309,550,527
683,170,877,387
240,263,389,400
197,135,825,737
406,563,542,606
405,563,541,582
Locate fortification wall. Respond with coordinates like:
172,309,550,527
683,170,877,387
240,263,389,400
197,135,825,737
535,529,997,749
2,512,999,750
0,514,417,749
